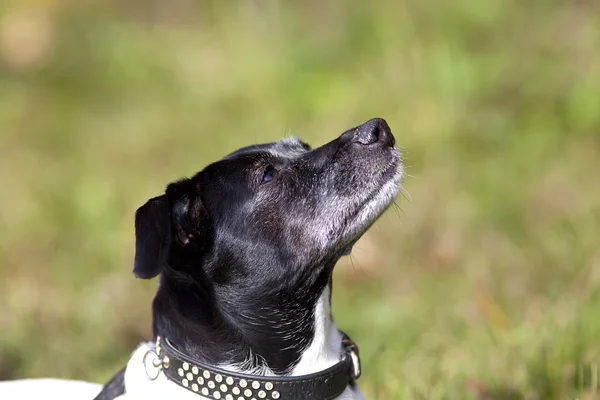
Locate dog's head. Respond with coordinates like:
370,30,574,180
133,118,402,289
132,118,403,372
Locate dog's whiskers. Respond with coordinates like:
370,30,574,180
348,252,366,277
400,186,412,203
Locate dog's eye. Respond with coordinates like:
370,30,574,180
261,165,278,183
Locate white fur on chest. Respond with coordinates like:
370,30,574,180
292,285,342,375
119,285,364,400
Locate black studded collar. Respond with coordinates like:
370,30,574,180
143,335,361,400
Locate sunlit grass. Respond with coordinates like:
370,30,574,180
1,1,599,398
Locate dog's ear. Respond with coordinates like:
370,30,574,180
133,195,172,279
133,178,203,279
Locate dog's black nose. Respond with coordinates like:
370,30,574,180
354,118,395,147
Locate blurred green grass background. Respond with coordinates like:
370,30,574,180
1,1,599,399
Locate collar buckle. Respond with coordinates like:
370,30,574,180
342,338,361,380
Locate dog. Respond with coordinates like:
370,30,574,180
0,118,403,400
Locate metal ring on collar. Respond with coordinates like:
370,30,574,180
143,349,163,381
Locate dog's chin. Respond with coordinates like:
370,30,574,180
338,158,403,256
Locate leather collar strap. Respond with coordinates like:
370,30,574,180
146,335,361,400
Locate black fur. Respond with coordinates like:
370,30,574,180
93,367,126,400
97,118,401,397
133,195,171,279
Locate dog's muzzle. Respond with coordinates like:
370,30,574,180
143,336,361,400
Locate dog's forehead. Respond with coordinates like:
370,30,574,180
267,137,310,158
223,136,310,161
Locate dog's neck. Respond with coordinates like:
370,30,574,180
289,284,343,376
151,268,343,377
